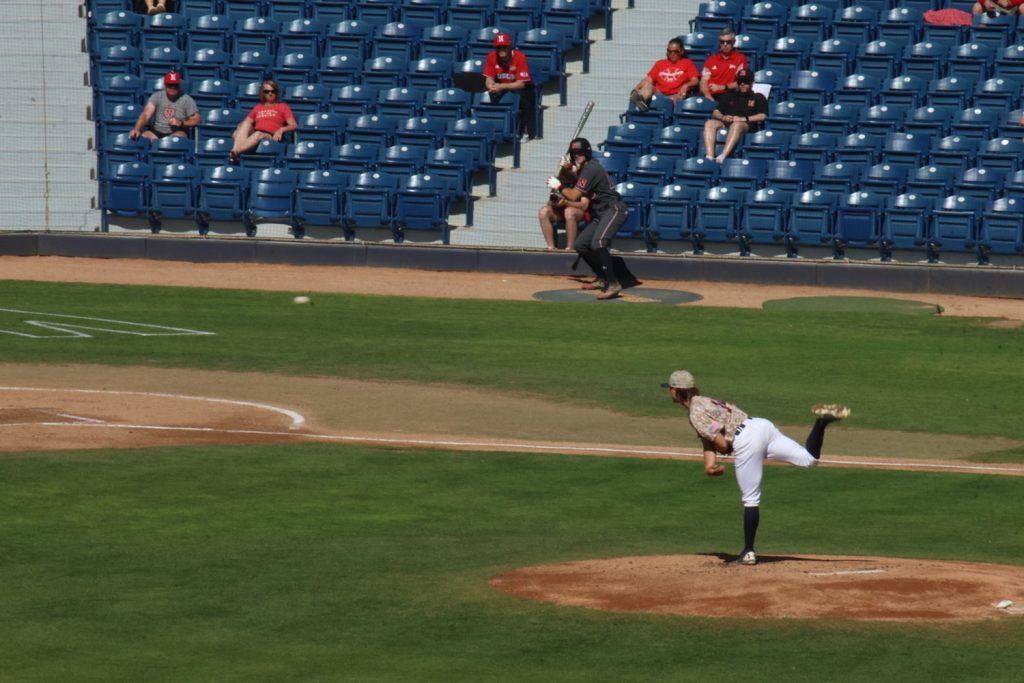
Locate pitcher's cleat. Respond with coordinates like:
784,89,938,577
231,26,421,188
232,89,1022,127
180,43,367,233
812,404,851,421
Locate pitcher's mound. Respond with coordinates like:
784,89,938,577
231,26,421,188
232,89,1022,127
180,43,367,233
491,554,1024,622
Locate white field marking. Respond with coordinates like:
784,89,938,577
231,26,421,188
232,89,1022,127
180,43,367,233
53,412,107,424
0,387,305,430
0,308,215,339
3,421,1024,475
807,569,888,577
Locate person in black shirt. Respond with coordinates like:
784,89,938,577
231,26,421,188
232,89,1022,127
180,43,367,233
546,137,637,300
702,69,768,164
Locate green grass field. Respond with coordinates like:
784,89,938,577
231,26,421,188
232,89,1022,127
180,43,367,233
2,280,1023,679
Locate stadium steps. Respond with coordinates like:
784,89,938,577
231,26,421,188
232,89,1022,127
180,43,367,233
0,2,101,231
451,0,702,247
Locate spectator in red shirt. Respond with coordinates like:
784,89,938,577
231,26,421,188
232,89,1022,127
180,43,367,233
700,28,748,100
483,33,536,139
229,80,297,164
629,38,700,111
973,0,1021,14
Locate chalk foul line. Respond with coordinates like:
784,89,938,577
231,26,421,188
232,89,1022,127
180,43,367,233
0,308,215,339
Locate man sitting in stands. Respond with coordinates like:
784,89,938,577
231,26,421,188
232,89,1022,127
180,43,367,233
483,33,536,140
700,28,748,100
629,38,700,111
129,71,200,141
702,69,767,164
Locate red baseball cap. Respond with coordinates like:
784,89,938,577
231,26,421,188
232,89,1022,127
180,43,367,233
494,33,511,48
164,71,182,86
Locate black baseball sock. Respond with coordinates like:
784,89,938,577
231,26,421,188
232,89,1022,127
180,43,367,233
742,506,759,554
595,247,619,287
577,250,603,280
805,418,831,459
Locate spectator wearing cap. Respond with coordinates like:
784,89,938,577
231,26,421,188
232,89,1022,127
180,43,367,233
629,38,700,111
700,28,748,100
129,71,200,141
483,33,537,140
702,69,767,164
230,79,297,163
973,0,1021,14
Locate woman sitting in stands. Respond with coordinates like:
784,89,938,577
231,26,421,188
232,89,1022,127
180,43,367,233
229,80,297,164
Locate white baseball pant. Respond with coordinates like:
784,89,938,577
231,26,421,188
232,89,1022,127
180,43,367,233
731,417,817,507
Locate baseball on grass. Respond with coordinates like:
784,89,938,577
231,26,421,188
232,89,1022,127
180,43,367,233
293,295,311,305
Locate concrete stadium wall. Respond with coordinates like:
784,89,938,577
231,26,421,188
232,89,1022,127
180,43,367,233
3,233,1023,298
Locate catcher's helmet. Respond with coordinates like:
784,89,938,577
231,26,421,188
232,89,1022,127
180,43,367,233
569,137,592,160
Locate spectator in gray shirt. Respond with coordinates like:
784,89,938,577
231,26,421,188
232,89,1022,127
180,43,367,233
129,72,200,141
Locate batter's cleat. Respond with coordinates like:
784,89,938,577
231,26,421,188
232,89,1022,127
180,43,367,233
740,550,757,565
596,283,623,300
812,404,851,422
580,279,607,291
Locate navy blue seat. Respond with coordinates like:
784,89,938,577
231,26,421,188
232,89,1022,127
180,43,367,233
627,153,676,188
293,169,348,234
285,141,333,170
930,134,979,171
325,19,374,60
719,158,767,191
812,103,859,136
672,96,717,131
813,161,862,195
881,132,931,170
977,136,1024,174
424,87,474,122
184,47,230,82
268,0,310,22
740,187,791,251
329,142,379,173
297,112,346,145
197,164,249,228
948,43,993,81
694,0,742,35
832,5,877,44
832,191,886,259
224,1,265,19
648,183,699,245
185,14,232,53
427,143,487,206
394,173,455,241
103,162,150,218
345,171,400,230
495,0,543,34
971,12,1014,49
810,38,857,74
860,162,908,196
96,74,145,117
378,143,429,175
226,49,272,83
421,23,471,61
247,167,298,232
95,45,142,82
395,115,448,151
834,132,882,166
742,130,790,162
196,137,234,169
276,52,320,87
835,73,881,107
903,105,955,138
768,100,814,136
694,185,746,252
279,19,327,56
857,104,904,136
141,13,188,52
951,106,1001,142
649,125,699,160
92,10,142,54
312,1,353,23
789,131,838,165
1000,107,1024,140
765,36,814,72
979,197,1024,261
235,80,266,111
878,6,923,44
740,1,789,44
929,194,983,261
545,0,600,45
99,103,145,144
907,164,957,198
787,70,837,106
192,77,236,111
447,0,496,31
329,84,378,116
355,0,401,24
856,39,902,82
753,68,790,101
973,77,1021,111
880,75,928,110
241,138,288,171
445,117,499,165
785,188,835,256
287,83,331,116
994,44,1024,81
882,192,932,258
99,132,149,179
401,0,449,28
674,156,720,189
610,181,652,237
903,41,947,82
595,150,630,185
234,17,280,54
179,0,221,18
373,21,421,61
346,113,400,147
406,57,453,90
362,55,408,89
150,163,202,229
150,135,195,166
790,3,833,42
954,167,1005,200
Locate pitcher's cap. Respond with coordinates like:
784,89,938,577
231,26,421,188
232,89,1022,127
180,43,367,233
661,370,695,389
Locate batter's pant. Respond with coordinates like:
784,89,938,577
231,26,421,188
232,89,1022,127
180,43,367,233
574,201,628,286
731,417,817,508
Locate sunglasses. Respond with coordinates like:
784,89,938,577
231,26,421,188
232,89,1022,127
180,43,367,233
720,39,735,45
262,89,278,94
666,48,682,54
165,83,180,88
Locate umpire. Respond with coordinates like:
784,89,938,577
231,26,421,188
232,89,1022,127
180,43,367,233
546,137,636,300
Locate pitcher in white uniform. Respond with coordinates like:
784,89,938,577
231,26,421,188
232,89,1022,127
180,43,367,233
663,370,850,566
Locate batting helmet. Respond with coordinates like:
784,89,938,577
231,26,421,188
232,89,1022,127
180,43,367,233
569,137,592,160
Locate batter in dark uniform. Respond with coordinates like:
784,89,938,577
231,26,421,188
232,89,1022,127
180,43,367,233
546,137,636,300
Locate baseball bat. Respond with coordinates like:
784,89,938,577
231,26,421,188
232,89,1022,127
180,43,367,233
561,101,595,270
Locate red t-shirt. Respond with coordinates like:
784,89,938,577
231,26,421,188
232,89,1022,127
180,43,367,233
248,103,295,134
483,49,532,84
701,51,748,90
647,57,700,95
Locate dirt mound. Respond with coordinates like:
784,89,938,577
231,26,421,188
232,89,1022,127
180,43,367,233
491,554,1024,622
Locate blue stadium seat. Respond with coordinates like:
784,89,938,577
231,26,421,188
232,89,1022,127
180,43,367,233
197,164,250,229
312,1,353,23
753,68,790,101
674,156,720,189
345,170,399,230
92,10,143,54
971,12,1014,49
951,106,1001,142
395,115,448,151
228,49,274,83
346,113,400,147
765,159,812,193
149,162,201,229
768,100,813,136
373,21,421,61
95,44,142,82
785,188,835,256
280,18,328,56
719,158,766,191
428,144,488,199
903,105,955,139
185,14,232,53
741,1,789,44
196,137,234,169
495,0,543,35
907,164,957,198
627,154,676,188
224,0,266,19
96,74,145,117
519,28,568,94
811,103,859,136
362,55,408,89
285,83,330,116
141,12,189,51
601,122,652,157
401,0,449,28
241,138,288,171
329,84,378,117
625,94,674,129
673,96,718,131
648,183,698,244
903,41,947,82
424,87,474,122
834,132,882,166
293,169,348,234
878,7,923,44
421,23,471,61
355,0,401,24
948,42,994,81
316,54,359,88
99,103,145,145
1006,168,1024,196
611,181,651,237
694,185,745,252
922,14,966,46
973,77,1021,111
787,70,837,106
860,162,908,196
954,167,1005,200
235,80,265,111
882,192,932,258
929,194,983,261
406,57,453,89
297,112,347,144
930,134,980,171
104,161,151,221
834,73,881,107
977,136,1024,174
394,173,455,241
284,140,332,170
276,52,320,87
693,0,741,35
857,104,904,136
192,77,236,111
247,167,298,233
742,130,790,162
832,5,877,44
325,19,374,60
447,0,496,31
789,3,833,42
810,38,856,74
267,0,310,22
856,39,902,82
445,117,499,165
595,149,630,185
150,135,195,167
881,132,931,170
545,0,600,45
789,131,838,165
378,144,429,175
329,142,379,173
184,47,230,82
765,36,813,72
979,197,1024,261
833,190,886,259
139,46,185,82
234,17,280,55
179,0,221,19
649,125,699,160
740,187,791,251
813,161,862,195
879,75,928,110
994,44,1024,81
